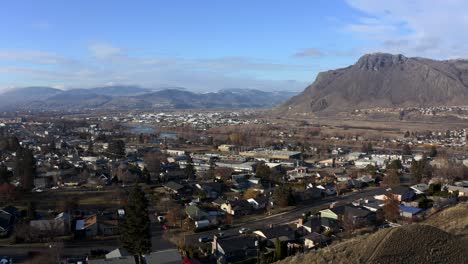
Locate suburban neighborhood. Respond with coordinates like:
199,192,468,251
0,112,466,263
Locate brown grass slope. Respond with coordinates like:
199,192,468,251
424,202,468,239
278,53,468,115
278,203,468,264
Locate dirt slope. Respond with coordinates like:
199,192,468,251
278,203,468,264
424,202,468,238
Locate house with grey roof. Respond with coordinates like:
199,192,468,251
144,249,182,264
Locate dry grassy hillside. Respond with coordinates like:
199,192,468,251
278,202,468,264
424,202,468,238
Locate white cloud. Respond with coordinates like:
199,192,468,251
345,0,468,59
292,48,324,58
0,46,312,92
0,50,73,64
88,43,123,58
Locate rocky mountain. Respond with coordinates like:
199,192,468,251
278,53,468,115
0,86,297,111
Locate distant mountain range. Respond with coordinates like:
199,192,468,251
0,86,298,111
278,53,468,115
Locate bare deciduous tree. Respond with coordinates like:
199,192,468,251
383,196,400,222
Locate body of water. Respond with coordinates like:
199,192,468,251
127,124,178,139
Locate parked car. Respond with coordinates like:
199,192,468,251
162,224,169,230
378,223,391,229
198,236,213,243
239,227,250,234
215,232,227,239
218,224,231,231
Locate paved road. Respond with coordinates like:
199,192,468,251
186,187,385,246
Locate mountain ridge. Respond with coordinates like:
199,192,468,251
277,53,468,115
0,86,297,111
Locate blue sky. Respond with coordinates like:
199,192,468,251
1,0,467,92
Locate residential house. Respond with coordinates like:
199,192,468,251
163,181,184,194
212,235,258,263
212,197,226,208
287,167,314,182
75,214,98,237
1,206,19,219
399,205,422,218
98,217,119,236
0,210,13,237
297,187,323,202
446,185,468,197
196,182,223,199
231,175,251,192
304,232,331,249
218,144,236,152
88,257,136,264
216,161,256,173
144,249,182,264
248,177,261,185
297,216,321,233
320,217,340,232
34,176,53,189
105,248,129,259
185,205,209,221
319,205,347,220
254,225,296,244
247,196,268,210
355,159,377,168
410,183,429,194
387,186,415,202
30,219,68,236
346,152,364,162
221,199,252,216
352,198,384,212
320,205,372,224
357,175,375,185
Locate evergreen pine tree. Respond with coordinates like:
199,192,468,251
108,140,126,159
429,146,438,157
26,200,36,221
119,184,151,263
15,147,35,190
208,158,216,181
0,163,12,184
142,167,151,184
87,140,94,154
184,156,196,179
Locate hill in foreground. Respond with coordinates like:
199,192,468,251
279,203,468,264
278,224,467,264
277,53,468,115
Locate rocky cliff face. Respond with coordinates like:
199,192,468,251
278,53,468,114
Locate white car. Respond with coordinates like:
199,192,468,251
35,188,43,193
239,227,250,234
51,186,59,190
